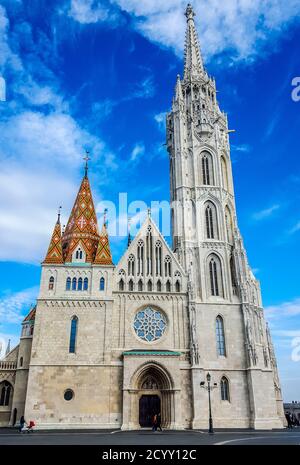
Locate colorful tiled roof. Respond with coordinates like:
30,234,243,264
94,223,113,265
43,215,63,264
23,306,36,323
62,175,100,263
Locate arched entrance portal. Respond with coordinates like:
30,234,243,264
133,363,174,429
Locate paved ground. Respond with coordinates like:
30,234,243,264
0,427,299,445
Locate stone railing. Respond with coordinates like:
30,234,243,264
0,361,17,370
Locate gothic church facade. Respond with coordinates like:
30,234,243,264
0,5,284,430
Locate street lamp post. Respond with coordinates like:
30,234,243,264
200,372,218,434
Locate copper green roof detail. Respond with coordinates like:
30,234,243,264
123,350,181,356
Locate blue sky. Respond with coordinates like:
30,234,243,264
0,0,300,401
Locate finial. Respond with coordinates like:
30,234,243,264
147,207,151,218
57,206,62,224
103,208,108,227
62,224,66,234
185,3,195,21
127,216,132,247
83,150,91,177
5,339,11,355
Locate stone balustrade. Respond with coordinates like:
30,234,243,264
0,361,17,370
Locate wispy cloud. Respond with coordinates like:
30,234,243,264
253,204,280,220
0,4,118,263
232,144,251,153
0,287,38,324
154,112,166,132
69,1,300,63
289,221,300,235
265,297,300,319
130,142,145,162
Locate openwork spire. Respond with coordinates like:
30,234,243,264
94,210,113,265
43,207,64,264
183,4,204,80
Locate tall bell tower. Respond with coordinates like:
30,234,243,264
167,4,285,429
167,4,237,302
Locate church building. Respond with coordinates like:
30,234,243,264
0,4,285,430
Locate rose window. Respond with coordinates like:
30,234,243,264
134,307,167,342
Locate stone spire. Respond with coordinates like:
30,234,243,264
175,74,184,101
5,339,11,355
62,171,100,263
94,209,113,265
43,207,64,264
183,4,204,81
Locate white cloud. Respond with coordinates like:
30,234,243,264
265,298,300,319
0,5,119,264
68,0,120,24
0,287,38,324
289,221,300,235
273,330,300,338
130,142,145,162
253,204,280,220
232,144,251,153
108,0,300,62
154,112,166,132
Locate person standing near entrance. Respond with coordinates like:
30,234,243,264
152,414,158,432
156,413,162,432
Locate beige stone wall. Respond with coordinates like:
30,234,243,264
25,365,122,428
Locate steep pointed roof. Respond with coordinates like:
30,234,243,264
183,4,204,81
43,211,64,264
94,222,113,265
62,174,100,263
23,305,36,323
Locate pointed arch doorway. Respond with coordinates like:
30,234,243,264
133,363,174,429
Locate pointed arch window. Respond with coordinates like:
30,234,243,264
0,381,12,406
129,279,134,291
164,256,171,277
221,156,229,191
166,280,171,292
137,240,144,276
119,279,124,291
216,316,226,356
49,276,54,290
146,229,153,275
66,277,71,291
205,202,218,239
138,279,143,291
175,281,180,292
83,277,88,291
20,357,23,367
201,151,214,185
72,277,77,291
220,376,230,401
147,280,152,292
100,277,105,291
69,316,78,354
155,241,162,276
77,277,83,291
225,206,233,244
208,255,223,297
157,280,162,292
128,255,135,276
230,255,237,295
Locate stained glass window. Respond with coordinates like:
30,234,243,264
134,307,167,342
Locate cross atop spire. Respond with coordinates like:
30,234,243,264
83,150,90,178
183,3,204,81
